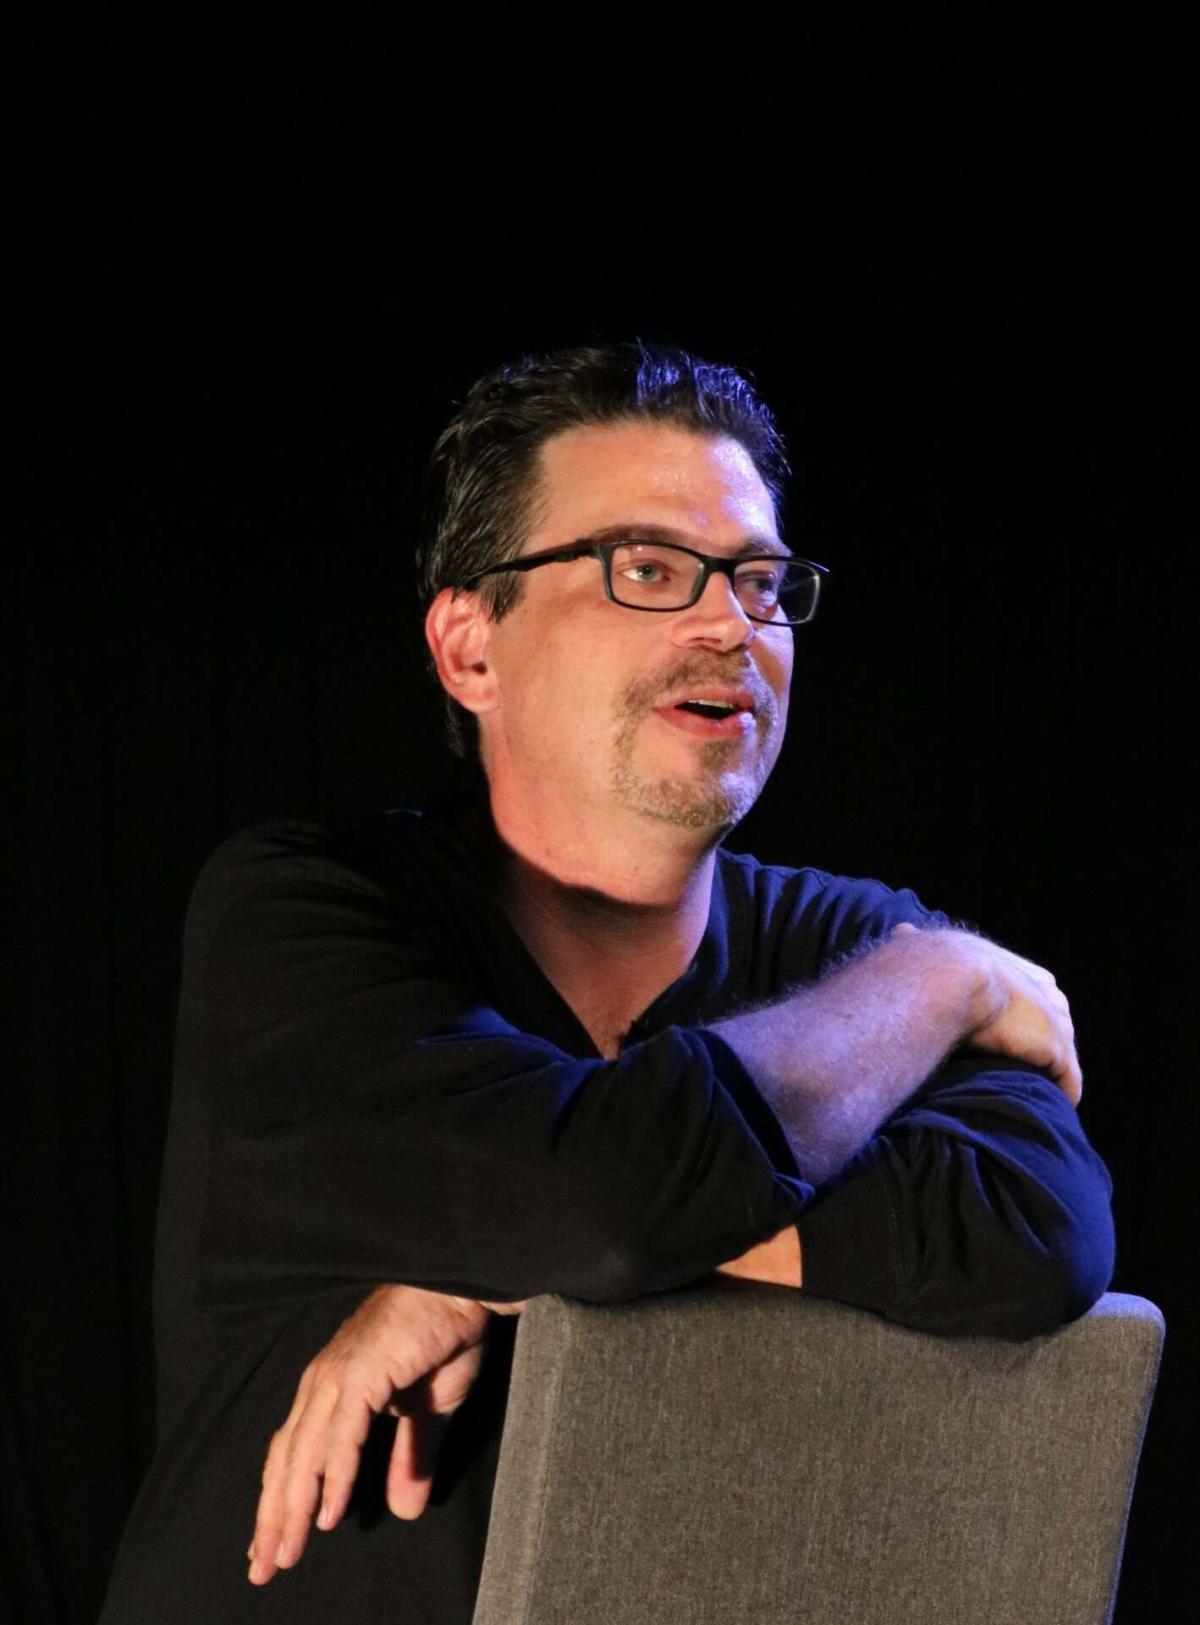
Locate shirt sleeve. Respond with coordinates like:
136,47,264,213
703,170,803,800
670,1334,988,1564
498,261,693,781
753,874,1117,1340
192,825,807,1316
795,1053,1116,1339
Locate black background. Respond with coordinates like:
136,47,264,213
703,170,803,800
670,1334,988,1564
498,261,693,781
6,76,1196,1624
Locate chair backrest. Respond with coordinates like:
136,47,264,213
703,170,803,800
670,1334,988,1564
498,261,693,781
472,1288,1164,1625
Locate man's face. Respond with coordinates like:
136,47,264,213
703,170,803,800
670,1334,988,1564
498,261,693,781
476,422,794,836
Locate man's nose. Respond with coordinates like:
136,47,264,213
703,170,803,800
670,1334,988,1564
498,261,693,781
668,570,756,651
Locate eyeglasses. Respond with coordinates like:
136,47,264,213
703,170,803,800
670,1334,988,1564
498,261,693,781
455,538,829,627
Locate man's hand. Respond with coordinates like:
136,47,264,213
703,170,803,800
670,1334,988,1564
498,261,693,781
890,923,1081,1104
709,921,1083,1189
248,1284,526,1587
940,930,1082,1106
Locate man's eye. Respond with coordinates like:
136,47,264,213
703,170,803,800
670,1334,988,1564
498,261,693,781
739,573,781,598
612,545,691,598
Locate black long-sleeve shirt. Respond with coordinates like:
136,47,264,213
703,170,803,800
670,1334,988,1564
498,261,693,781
100,789,1115,1623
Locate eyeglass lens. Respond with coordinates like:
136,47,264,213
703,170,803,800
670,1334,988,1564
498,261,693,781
609,543,818,623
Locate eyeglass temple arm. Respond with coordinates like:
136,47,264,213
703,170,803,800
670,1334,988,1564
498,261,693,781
457,543,600,590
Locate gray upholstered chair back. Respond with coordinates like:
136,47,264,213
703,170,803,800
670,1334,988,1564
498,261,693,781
473,1288,1163,1625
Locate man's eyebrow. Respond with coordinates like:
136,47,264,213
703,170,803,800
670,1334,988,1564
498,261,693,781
580,523,794,559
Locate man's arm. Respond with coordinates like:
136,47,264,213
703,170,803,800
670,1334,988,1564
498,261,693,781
709,916,1086,1290
715,1048,1113,1329
246,902,1110,1580
197,832,1079,1317
194,825,811,1315
708,922,1081,1187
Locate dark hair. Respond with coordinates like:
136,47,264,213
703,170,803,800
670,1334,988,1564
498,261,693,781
416,338,791,762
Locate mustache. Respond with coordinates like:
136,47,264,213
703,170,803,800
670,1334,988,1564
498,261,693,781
620,659,776,717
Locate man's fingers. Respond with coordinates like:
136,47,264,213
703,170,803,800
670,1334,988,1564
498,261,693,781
270,1351,454,1551
1058,1041,1084,1107
1045,1042,1083,1107
247,1285,497,1582
249,1359,334,1584
275,1458,323,1575
382,1343,490,1522
249,1424,294,1585
270,1380,341,1576
968,995,1083,1109
387,1412,424,1519
425,1340,485,1416
1035,993,1083,1106
386,1406,446,1520
319,1378,386,1533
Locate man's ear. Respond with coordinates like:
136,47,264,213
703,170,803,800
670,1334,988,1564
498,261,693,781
424,588,500,718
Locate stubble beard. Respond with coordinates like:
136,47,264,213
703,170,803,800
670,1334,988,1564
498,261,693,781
608,702,779,832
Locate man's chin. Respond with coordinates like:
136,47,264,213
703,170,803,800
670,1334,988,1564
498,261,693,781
609,717,778,832
611,769,761,832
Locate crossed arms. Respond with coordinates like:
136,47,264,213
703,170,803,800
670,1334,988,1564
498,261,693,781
184,825,1111,1588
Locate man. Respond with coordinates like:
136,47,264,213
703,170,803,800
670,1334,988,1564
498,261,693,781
100,341,1113,1623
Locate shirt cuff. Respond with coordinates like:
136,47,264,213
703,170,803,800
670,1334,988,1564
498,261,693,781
797,1142,901,1315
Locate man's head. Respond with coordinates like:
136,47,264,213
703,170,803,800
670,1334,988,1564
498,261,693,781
420,341,811,850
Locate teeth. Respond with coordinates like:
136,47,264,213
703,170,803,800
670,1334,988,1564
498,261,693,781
680,700,737,717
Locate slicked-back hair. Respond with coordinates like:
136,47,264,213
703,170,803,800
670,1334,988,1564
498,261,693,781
416,339,791,763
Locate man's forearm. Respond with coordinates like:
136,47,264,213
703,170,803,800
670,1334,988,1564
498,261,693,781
707,929,993,1186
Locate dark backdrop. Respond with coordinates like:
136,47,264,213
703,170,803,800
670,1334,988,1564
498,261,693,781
8,251,1195,1623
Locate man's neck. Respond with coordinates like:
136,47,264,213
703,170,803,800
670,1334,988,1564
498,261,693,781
462,781,719,1045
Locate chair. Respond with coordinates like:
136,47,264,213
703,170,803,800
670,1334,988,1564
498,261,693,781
472,1288,1163,1624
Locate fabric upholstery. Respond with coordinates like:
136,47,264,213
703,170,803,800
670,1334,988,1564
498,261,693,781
473,1289,1163,1624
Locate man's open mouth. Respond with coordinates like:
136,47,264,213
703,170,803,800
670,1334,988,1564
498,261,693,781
674,700,741,719
651,694,757,739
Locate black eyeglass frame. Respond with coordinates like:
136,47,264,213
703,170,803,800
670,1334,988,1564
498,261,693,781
453,538,830,627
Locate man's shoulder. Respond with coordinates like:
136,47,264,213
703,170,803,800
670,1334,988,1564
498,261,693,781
716,843,917,908
715,844,951,956
716,843,839,893
189,807,450,923
202,813,405,875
